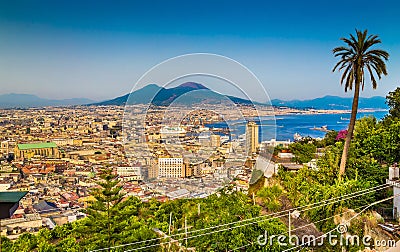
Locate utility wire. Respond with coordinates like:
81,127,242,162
282,192,400,252
90,183,389,252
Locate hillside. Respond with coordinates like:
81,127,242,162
0,93,94,108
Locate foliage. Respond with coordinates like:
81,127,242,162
10,233,38,252
248,171,266,195
2,185,291,251
288,142,316,164
277,107,397,251
162,188,290,251
317,130,338,147
332,29,389,175
0,236,13,251
335,129,347,141
273,145,287,156
351,116,400,166
36,229,56,252
77,169,157,251
256,185,283,211
279,166,377,233
78,168,125,249
385,87,400,121
55,237,81,252
5,88,400,251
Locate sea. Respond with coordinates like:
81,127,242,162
206,110,388,141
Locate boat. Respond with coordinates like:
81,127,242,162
341,117,350,121
310,125,329,132
293,133,302,141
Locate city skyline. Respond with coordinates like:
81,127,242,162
1,1,400,101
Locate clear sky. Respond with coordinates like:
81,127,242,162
0,0,399,101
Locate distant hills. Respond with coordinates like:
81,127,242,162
93,82,254,106
0,84,389,110
95,82,388,110
0,93,94,108
271,95,388,110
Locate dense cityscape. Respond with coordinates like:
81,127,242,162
2,1,400,251
0,104,287,238
1,91,400,251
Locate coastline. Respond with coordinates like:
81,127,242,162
272,107,388,116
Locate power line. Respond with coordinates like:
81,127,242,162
229,201,379,251
282,192,400,252
90,183,389,252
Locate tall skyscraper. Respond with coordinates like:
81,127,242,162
246,121,259,155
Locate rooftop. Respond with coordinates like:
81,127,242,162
17,142,57,150
0,191,27,203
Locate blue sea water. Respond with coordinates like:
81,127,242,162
206,111,388,141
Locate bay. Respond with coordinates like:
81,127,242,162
206,110,388,141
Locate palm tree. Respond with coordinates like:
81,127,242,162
332,29,389,176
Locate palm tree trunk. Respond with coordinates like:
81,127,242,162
339,79,361,176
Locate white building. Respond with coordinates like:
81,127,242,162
158,157,184,178
262,139,291,148
277,152,295,159
166,188,190,199
388,165,400,219
52,139,74,146
117,165,143,181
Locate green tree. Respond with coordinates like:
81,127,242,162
332,29,389,176
56,237,81,252
77,169,157,251
11,233,37,252
80,168,124,249
36,228,56,252
0,236,13,251
315,130,338,148
380,120,400,164
385,87,400,122
289,142,316,164
351,115,400,165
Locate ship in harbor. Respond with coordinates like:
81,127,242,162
310,125,329,132
293,133,302,141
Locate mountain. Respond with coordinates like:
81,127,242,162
94,82,256,106
271,95,387,110
95,83,387,110
0,93,95,108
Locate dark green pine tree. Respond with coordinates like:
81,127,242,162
79,168,124,250
77,168,158,251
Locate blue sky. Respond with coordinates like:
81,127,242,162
0,0,399,101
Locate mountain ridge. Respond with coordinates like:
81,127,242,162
94,83,388,110
271,95,387,110
93,82,256,106
0,84,388,110
0,93,95,108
